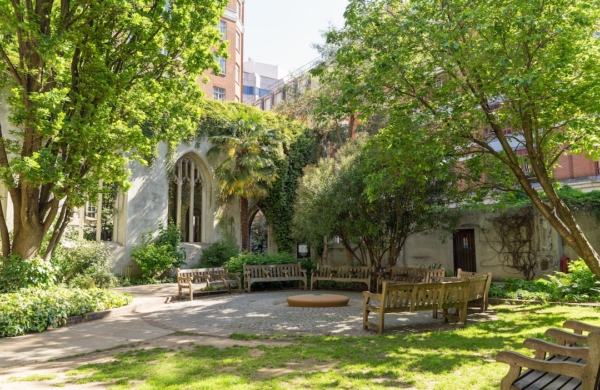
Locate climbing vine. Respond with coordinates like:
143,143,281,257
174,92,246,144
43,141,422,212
487,206,537,280
195,100,316,253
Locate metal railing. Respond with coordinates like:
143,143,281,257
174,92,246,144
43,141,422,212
243,56,322,104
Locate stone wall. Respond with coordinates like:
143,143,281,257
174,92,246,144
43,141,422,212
315,208,576,282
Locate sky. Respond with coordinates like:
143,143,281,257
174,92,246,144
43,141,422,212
244,0,349,73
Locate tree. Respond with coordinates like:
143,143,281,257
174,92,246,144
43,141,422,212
324,0,600,276
0,0,226,260
208,110,282,251
293,139,461,269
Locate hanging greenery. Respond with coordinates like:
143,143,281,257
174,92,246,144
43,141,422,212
195,100,317,253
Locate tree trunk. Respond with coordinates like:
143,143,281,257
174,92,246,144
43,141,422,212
240,197,249,251
12,226,45,260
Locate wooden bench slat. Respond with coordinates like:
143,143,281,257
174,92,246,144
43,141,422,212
177,267,242,300
311,266,372,291
243,263,307,293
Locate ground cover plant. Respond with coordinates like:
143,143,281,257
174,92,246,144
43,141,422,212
490,260,600,302
0,287,132,337
20,304,600,389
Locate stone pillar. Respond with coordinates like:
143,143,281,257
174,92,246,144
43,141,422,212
96,180,103,242
188,164,195,242
176,161,182,228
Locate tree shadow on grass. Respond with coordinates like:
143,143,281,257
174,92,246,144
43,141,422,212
61,304,600,389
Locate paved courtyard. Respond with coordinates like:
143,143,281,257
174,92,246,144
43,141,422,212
139,289,496,337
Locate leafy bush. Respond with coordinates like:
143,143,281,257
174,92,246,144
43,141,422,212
0,287,132,337
52,240,118,289
132,222,186,280
491,260,600,302
199,240,239,267
0,255,55,293
225,252,314,291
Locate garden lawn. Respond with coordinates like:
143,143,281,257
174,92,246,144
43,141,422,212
17,304,600,390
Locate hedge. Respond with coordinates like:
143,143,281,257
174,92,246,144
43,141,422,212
0,287,133,337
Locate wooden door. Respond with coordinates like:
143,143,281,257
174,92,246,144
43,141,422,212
453,229,476,273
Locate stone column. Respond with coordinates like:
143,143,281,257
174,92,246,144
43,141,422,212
176,161,182,229
96,180,103,242
188,164,195,242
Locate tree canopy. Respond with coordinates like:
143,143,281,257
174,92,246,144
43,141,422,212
0,0,226,259
293,139,461,269
321,0,600,276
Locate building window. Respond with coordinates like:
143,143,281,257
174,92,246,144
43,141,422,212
168,155,204,243
86,203,97,219
434,77,443,88
236,32,241,52
235,64,240,84
237,0,241,14
216,57,226,75
213,87,226,101
219,20,227,39
243,86,255,95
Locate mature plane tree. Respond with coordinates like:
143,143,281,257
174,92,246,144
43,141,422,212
0,0,227,260
322,0,600,276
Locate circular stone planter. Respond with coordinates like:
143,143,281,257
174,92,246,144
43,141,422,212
287,294,350,308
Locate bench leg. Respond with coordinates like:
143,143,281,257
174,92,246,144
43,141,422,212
378,311,385,334
363,306,370,331
246,281,252,293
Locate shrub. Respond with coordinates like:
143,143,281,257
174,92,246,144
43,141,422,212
131,222,186,280
52,240,118,289
225,252,314,291
0,255,55,293
0,287,132,337
199,240,239,267
491,260,600,302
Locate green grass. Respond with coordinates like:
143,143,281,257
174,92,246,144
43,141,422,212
63,304,600,389
8,373,58,381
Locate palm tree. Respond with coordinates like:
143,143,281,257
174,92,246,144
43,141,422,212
208,109,281,251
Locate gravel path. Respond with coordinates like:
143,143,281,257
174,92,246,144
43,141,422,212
139,290,496,336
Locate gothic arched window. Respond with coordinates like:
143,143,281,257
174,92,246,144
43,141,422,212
168,155,203,242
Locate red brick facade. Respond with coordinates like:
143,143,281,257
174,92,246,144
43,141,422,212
198,0,244,103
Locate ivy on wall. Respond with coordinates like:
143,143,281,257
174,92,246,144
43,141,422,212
195,100,317,253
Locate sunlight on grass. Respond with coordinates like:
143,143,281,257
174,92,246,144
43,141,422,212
64,304,600,389
8,373,58,381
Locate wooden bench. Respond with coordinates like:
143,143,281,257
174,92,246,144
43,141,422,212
311,265,373,291
362,280,470,334
496,324,600,389
243,263,307,293
176,267,241,301
376,267,446,291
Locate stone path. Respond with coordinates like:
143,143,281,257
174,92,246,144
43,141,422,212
0,286,496,370
139,290,496,337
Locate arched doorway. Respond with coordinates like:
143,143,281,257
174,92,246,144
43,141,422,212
250,210,268,253
168,154,204,242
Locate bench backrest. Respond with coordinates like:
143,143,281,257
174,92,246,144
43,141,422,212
440,281,470,309
315,265,372,279
467,274,489,301
456,269,492,301
584,331,600,388
243,262,303,278
176,267,229,281
388,267,445,283
380,281,457,312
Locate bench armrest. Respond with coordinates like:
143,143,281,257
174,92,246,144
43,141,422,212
545,328,588,346
563,320,600,335
362,291,382,301
495,351,585,378
300,269,307,276
228,272,241,279
178,276,193,284
244,270,251,276
523,338,588,360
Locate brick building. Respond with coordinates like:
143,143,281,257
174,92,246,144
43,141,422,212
198,0,244,103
